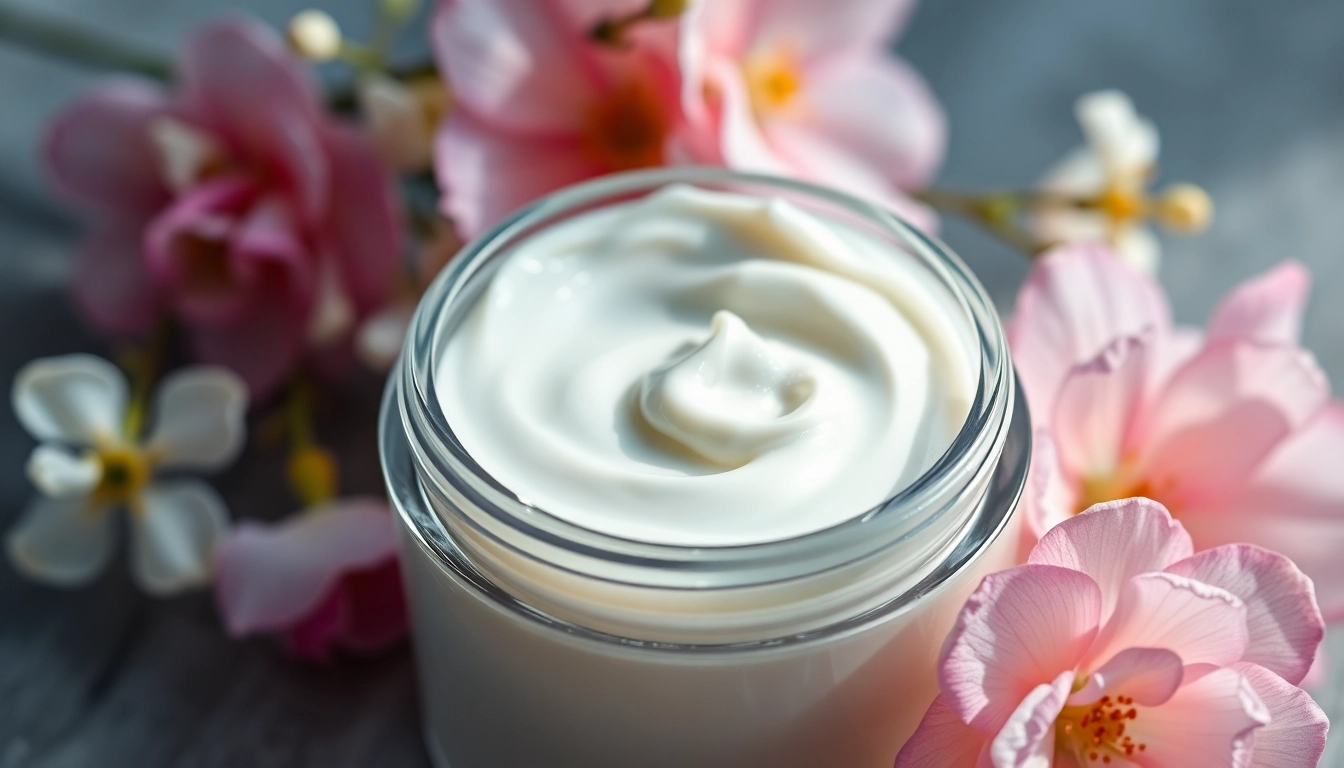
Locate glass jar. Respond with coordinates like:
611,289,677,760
380,168,1029,768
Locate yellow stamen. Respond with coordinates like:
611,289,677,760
744,47,802,115
288,444,338,508
1154,183,1214,233
1056,692,1147,763
91,445,152,511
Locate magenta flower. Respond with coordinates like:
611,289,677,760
44,18,403,398
678,0,944,228
898,498,1327,767
430,0,685,237
213,498,407,662
1008,245,1344,621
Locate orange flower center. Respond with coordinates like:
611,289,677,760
1076,469,1175,517
744,46,802,115
1057,693,1148,764
581,79,668,172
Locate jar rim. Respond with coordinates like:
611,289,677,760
392,167,1019,590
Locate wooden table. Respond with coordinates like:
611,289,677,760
1,0,1342,764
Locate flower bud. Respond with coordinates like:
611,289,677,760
288,10,342,62
1154,183,1214,233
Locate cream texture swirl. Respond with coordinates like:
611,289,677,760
437,185,974,546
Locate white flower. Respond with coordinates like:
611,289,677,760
1034,90,1165,273
7,355,247,595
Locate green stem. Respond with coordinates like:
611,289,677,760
0,2,172,80
915,188,1060,257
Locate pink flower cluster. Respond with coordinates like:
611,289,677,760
1009,245,1344,621
45,18,402,398
430,0,942,237
899,498,1328,767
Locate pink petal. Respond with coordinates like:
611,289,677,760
1068,647,1184,707
786,53,944,191
213,498,397,636
43,77,171,216
187,287,304,400
318,126,403,314
71,218,163,336
895,694,992,768
1020,430,1078,544
1007,243,1170,425
988,671,1074,768
746,0,917,63
762,118,939,231
143,175,258,322
1207,261,1311,346
1124,667,1268,768
284,557,408,662
1187,405,1344,621
230,194,315,301
1232,663,1329,768
702,59,794,174
177,19,328,220
1301,643,1327,690
430,0,600,134
940,565,1101,732
1050,334,1151,482
434,112,602,238
1085,572,1249,672
1030,498,1193,622
1135,341,1328,507
1165,545,1323,686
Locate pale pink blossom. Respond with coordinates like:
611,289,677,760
897,498,1327,768
1008,244,1344,621
213,498,407,661
678,0,943,229
430,0,685,238
44,18,403,398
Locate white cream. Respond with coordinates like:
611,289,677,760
438,185,974,546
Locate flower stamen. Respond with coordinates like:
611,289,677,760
1057,693,1147,763
91,445,152,509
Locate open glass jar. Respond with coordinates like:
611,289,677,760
380,168,1029,768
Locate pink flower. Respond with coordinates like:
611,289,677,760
213,498,407,662
44,18,403,398
1008,244,1344,621
430,0,685,238
678,0,944,229
897,498,1327,768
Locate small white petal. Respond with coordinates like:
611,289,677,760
1076,89,1159,176
12,354,127,445
145,368,247,471
1114,225,1162,275
6,495,115,587
130,480,229,595
149,117,225,194
355,302,413,372
26,445,101,498
306,262,357,347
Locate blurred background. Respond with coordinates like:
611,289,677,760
1,0,1342,765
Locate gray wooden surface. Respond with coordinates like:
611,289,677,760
1,0,1342,765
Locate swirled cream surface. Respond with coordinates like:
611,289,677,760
438,185,975,546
